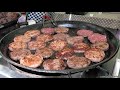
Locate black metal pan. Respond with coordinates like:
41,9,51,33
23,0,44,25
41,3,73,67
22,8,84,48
0,21,119,74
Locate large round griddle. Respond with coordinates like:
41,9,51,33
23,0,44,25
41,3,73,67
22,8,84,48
0,21,119,74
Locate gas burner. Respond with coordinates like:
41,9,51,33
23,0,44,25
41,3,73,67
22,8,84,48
8,64,111,78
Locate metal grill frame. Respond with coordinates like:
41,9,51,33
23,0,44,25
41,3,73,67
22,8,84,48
52,13,120,29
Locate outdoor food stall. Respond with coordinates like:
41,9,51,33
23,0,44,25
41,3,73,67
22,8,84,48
0,12,120,78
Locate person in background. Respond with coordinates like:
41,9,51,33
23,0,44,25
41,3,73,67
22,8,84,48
17,12,54,26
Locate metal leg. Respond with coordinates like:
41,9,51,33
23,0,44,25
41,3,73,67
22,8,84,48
96,66,111,76
67,72,72,78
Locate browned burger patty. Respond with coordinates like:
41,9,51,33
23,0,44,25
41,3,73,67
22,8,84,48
54,26,69,34
43,59,66,70
20,54,43,68
24,30,40,38
35,47,54,58
66,36,84,45
14,35,31,43
41,27,55,35
28,41,46,50
36,34,53,42
77,29,93,37
67,55,91,69
73,42,90,53
53,33,70,41
49,40,67,51
56,47,74,60
88,33,107,43
91,42,109,51
9,49,31,61
84,48,105,62
8,42,27,51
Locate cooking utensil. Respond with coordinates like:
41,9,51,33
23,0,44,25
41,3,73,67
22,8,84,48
0,21,119,74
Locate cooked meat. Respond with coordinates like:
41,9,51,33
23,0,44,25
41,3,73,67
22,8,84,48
0,18,7,24
28,41,46,50
88,33,107,43
84,48,105,62
41,27,55,35
43,59,66,70
56,47,74,60
14,35,31,43
67,55,91,69
24,30,40,38
9,49,31,61
49,40,67,51
77,29,93,37
8,42,27,51
66,36,84,45
53,33,70,41
20,54,43,68
35,47,53,58
6,12,18,20
91,42,109,51
36,34,53,42
73,42,90,53
54,26,69,34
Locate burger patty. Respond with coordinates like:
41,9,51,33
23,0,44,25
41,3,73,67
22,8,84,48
54,26,69,34
53,33,70,41
56,47,74,60
14,35,31,43
67,55,91,69
91,42,109,51
28,41,46,50
9,49,31,61
49,40,67,51
66,36,84,45
9,42,27,51
77,29,93,37
20,54,43,68
35,47,54,58
43,59,66,70
84,48,105,62
41,27,55,35
36,34,53,42
73,42,90,53
88,33,107,43
24,30,40,38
